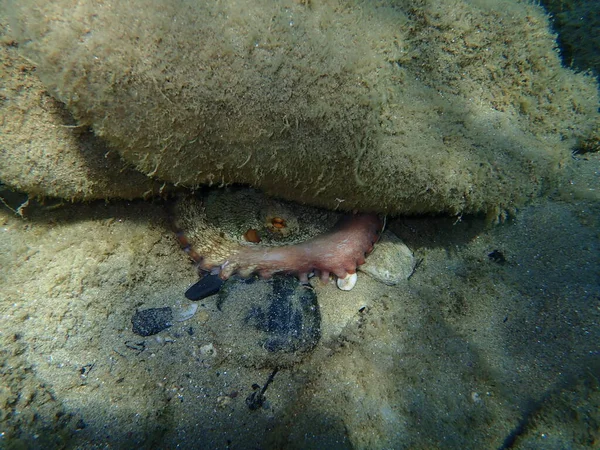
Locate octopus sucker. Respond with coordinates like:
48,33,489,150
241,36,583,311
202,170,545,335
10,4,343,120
174,191,383,290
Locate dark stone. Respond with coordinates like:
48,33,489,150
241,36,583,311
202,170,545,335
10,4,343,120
213,275,321,367
488,249,507,264
185,274,224,300
131,307,173,336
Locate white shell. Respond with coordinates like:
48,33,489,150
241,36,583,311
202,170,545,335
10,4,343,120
336,272,358,291
173,302,199,322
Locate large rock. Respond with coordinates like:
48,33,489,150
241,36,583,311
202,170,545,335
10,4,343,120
3,0,598,213
0,25,163,201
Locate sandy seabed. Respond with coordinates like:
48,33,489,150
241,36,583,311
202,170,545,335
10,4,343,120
0,157,599,449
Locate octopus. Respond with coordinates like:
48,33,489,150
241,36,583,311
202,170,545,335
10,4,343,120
173,190,383,290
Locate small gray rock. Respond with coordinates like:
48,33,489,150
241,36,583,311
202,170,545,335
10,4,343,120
361,230,415,285
131,307,173,336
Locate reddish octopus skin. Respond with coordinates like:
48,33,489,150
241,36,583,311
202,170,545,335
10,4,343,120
177,213,383,287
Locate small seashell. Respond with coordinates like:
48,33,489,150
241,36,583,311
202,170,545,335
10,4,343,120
336,272,358,291
173,303,199,322
199,343,217,357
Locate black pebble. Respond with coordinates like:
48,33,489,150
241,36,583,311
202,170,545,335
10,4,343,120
185,274,225,300
488,249,506,264
131,307,173,336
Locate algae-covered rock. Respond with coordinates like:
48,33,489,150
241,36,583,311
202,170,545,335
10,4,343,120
3,0,598,213
0,25,164,201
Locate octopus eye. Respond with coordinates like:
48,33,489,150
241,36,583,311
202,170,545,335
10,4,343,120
244,228,261,243
271,217,286,229
266,215,291,238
